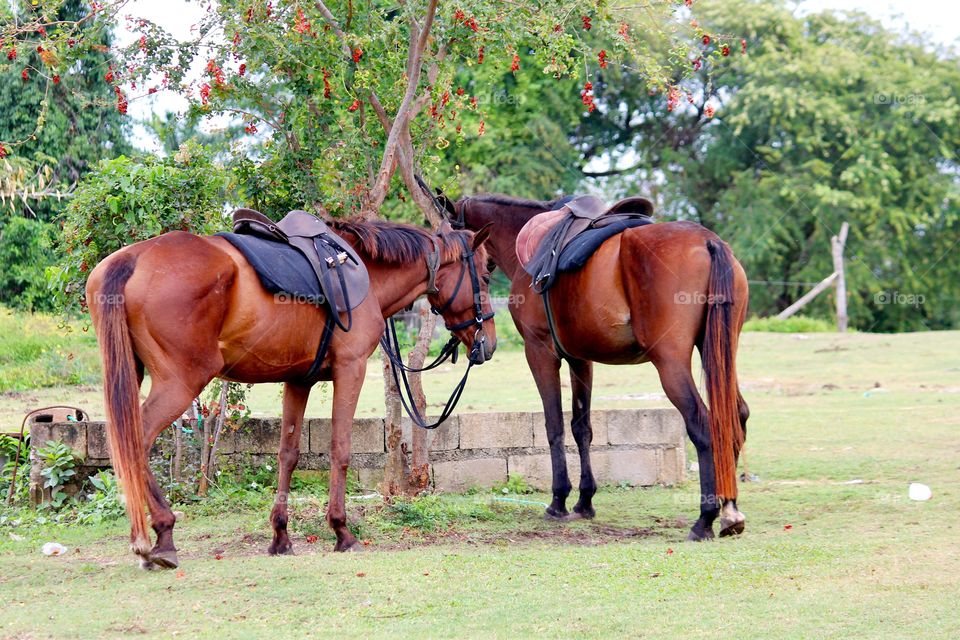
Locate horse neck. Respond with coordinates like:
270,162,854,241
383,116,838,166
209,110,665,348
463,199,546,282
364,258,430,318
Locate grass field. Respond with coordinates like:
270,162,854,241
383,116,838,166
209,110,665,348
1,330,959,638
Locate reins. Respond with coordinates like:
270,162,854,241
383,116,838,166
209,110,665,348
378,232,493,430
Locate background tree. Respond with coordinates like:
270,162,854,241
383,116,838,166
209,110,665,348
0,0,130,310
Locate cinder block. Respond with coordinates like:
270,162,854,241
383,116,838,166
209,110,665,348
356,467,384,490
593,449,659,486
86,422,110,458
400,415,459,451
432,457,507,491
532,411,609,448
459,412,533,449
309,418,384,454
657,446,686,485
30,422,87,458
507,453,582,491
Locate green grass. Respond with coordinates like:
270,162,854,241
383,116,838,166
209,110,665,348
1,322,959,636
742,314,836,332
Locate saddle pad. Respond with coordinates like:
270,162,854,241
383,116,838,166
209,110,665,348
516,209,566,267
218,232,367,309
555,217,653,272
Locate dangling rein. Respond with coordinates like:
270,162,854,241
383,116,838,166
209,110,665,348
379,233,493,429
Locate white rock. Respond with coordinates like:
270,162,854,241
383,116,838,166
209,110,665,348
908,483,932,501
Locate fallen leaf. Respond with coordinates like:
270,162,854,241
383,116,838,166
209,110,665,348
649,572,661,578
356,571,366,577
176,570,185,579
214,553,223,560
784,524,793,530
306,535,319,544
666,548,674,555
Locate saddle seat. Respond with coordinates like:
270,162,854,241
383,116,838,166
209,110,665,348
217,208,370,323
517,195,654,292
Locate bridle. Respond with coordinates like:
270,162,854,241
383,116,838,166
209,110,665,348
379,231,494,429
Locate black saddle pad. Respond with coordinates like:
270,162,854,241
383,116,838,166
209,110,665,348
218,232,327,305
556,217,653,273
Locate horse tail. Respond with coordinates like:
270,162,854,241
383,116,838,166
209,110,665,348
702,239,744,501
91,253,151,555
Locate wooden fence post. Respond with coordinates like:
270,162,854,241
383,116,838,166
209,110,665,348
831,222,850,332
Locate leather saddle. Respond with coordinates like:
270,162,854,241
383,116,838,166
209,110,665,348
518,195,654,292
225,208,370,329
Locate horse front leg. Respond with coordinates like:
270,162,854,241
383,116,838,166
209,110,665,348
568,358,597,519
268,382,312,555
327,360,365,551
524,342,571,519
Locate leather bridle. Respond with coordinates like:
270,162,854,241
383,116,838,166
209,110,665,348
379,231,493,429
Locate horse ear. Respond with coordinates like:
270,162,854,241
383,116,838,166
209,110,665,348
435,188,458,220
471,222,494,250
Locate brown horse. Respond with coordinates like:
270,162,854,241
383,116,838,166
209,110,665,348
86,219,496,569
437,192,749,541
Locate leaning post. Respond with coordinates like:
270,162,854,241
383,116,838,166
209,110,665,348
831,222,850,332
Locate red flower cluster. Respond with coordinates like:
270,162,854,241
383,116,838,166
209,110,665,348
105,67,114,83
239,63,246,76
53,74,60,84
477,120,485,136
322,68,331,98
139,35,147,52
6,48,15,61
115,86,128,114
704,104,715,118
741,38,748,54
582,16,592,30
0,144,7,159
244,122,258,134
618,22,629,39
21,68,28,81
598,50,607,69
206,59,225,86
455,87,465,96
692,57,702,71
510,53,519,73
294,8,312,35
199,82,211,106
702,34,711,45
666,86,681,112
721,45,730,56
453,9,479,31
348,99,361,111
581,81,595,112
352,47,362,63
37,26,46,36
477,46,484,64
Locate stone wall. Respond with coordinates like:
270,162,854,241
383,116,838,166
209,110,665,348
28,409,685,500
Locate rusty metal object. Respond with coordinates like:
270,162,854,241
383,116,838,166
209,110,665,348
5,405,89,505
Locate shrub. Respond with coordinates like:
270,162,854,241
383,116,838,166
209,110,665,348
48,142,228,316
742,315,837,333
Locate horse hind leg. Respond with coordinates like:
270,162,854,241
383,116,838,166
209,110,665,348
651,356,720,541
569,358,597,519
268,382,311,556
137,361,221,569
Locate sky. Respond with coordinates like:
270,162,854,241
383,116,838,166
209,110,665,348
115,0,959,152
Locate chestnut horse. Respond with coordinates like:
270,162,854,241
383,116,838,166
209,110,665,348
437,192,749,541
87,219,495,569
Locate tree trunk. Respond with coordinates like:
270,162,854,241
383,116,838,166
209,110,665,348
379,348,409,498
406,301,437,490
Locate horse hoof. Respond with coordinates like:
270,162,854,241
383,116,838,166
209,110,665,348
268,541,294,556
685,528,715,542
544,508,570,522
139,558,157,571
719,519,745,537
148,549,180,569
572,505,596,520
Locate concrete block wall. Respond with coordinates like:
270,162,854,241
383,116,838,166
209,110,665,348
28,409,685,500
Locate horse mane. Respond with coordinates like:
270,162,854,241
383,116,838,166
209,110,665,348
468,193,570,211
330,218,467,264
